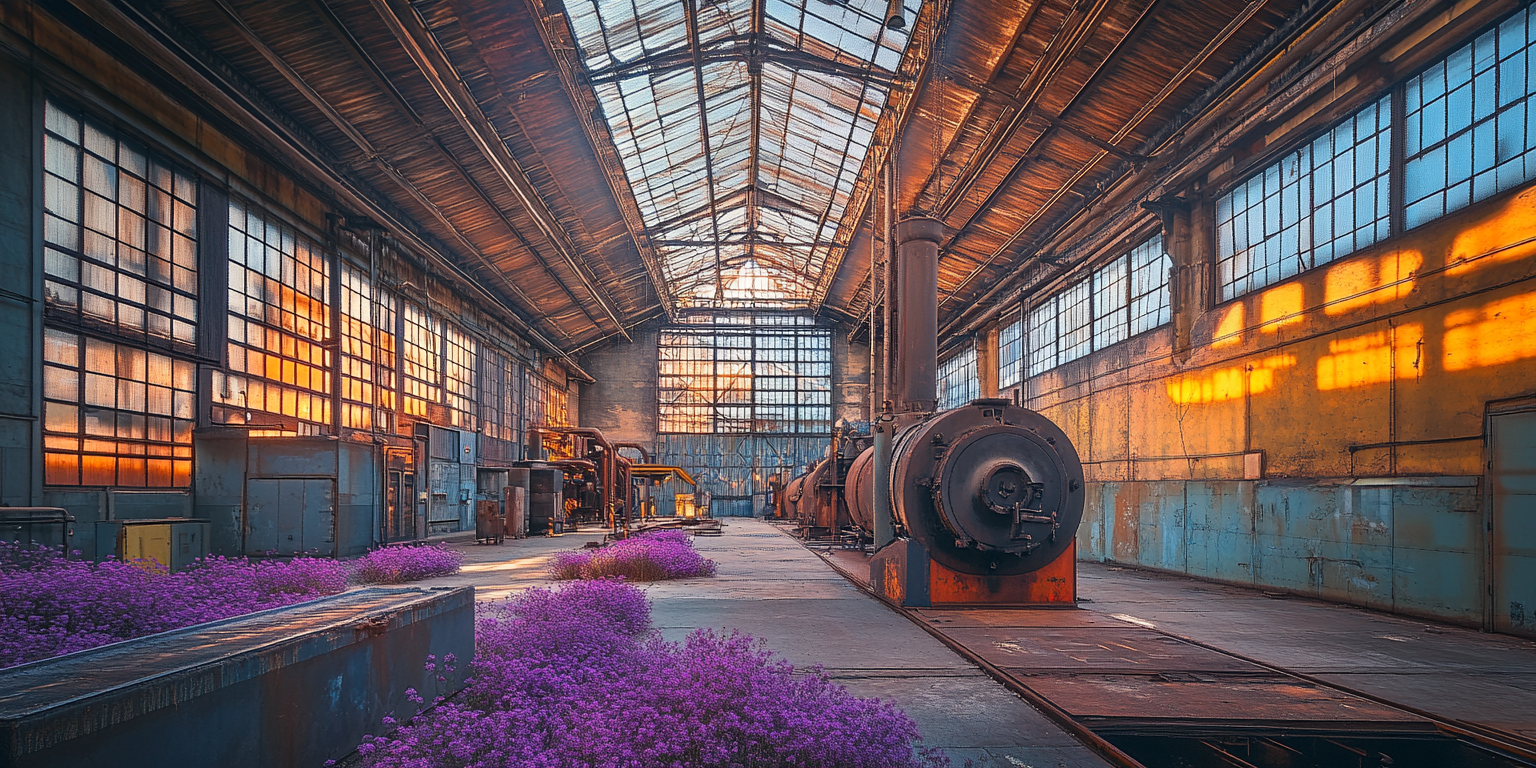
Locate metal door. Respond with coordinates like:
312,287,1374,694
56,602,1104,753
244,478,335,556
301,478,335,557
244,478,281,555
1490,409,1536,637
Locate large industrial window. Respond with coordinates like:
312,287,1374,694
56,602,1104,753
526,369,568,428
42,329,194,487
998,314,1024,389
42,100,198,353
1217,96,1392,301
1092,257,1130,350
218,199,331,435
1027,298,1058,378
657,316,831,434
401,303,441,419
1405,8,1536,229
937,345,979,410
1130,235,1173,334
339,263,396,433
480,345,523,444
1057,280,1093,364
442,322,478,430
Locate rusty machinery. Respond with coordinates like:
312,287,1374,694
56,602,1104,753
530,427,633,533
842,218,1085,607
783,428,871,540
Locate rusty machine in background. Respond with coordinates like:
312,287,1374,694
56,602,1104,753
779,427,870,541
531,427,711,538
842,218,1085,607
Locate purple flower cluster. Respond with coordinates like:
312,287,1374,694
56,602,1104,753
354,580,947,767
548,530,718,582
355,544,464,584
0,542,348,668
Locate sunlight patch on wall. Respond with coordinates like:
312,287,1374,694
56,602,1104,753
1213,303,1245,348
1166,354,1295,404
1443,292,1536,371
1259,284,1304,333
1324,251,1422,316
1316,324,1422,390
1447,194,1536,277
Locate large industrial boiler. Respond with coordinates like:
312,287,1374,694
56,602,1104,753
840,217,1085,607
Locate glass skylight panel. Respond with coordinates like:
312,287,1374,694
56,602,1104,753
566,0,920,308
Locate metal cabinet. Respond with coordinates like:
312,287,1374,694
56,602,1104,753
1490,408,1536,637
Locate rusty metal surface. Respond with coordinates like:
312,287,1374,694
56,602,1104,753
945,627,1265,674
1022,674,1432,730
914,608,1131,629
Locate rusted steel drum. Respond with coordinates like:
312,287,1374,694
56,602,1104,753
799,458,840,530
843,446,875,530
890,398,1084,576
783,474,807,523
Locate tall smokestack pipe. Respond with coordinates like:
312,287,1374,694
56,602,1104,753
895,217,943,413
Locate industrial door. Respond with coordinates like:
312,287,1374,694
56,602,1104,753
1490,409,1536,638
244,478,336,557
384,470,416,543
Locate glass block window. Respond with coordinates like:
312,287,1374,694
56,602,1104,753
998,313,1024,389
1405,8,1536,229
480,345,523,444
937,345,979,410
658,318,831,435
42,100,198,352
1057,280,1093,364
218,199,331,434
1027,297,1058,378
339,263,396,433
42,329,194,487
1092,256,1130,350
401,303,441,419
1130,235,1173,335
443,322,478,430
1217,96,1392,301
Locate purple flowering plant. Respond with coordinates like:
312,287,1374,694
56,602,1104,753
355,544,464,584
548,529,717,582
353,580,948,767
0,542,348,668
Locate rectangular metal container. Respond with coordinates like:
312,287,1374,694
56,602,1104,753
0,586,475,768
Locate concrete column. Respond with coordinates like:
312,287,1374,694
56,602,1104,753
895,217,943,414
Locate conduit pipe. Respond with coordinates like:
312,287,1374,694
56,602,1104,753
895,217,943,414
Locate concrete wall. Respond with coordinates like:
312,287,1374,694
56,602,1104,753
833,334,871,427
996,173,1536,629
578,325,660,445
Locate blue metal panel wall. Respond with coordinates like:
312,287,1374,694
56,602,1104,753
1082,479,1483,627
0,57,35,509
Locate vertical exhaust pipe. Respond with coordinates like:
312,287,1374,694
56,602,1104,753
884,0,906,30
895,217,943,414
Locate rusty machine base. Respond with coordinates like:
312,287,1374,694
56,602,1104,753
868,538,1075,607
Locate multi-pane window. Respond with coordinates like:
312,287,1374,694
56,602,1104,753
1092,257,1130,350
1405,8,1536,229
658,319,832,435
526,370,569,428
442,322,478,430
42,100,198,352
998,314,1024,389
1217,96,1392,301
401,303,441,419
1058,280,1093,363
1130,235,1173,334
1027,298,1058,378
42,329,194,487
937,345,979,410
480,345,523,444
339,263,396,432
218,199,331,434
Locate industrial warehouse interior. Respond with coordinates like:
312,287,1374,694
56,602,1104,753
2,0,1536,766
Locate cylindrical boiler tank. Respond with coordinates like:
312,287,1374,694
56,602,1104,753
783,474,807,522
797,458,839,530
849,398,1083,576
843,447,875,530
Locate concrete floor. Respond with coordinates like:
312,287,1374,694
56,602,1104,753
417,521,1114,767
1076,561,1536,742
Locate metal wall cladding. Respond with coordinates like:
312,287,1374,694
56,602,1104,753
1077,479,1483,627
655,434,830,517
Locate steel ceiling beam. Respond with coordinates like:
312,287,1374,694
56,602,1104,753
684,0,726,303
368,0,632,342
587,36,898,87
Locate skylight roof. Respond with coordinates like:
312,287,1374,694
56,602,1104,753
565,0,919,310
